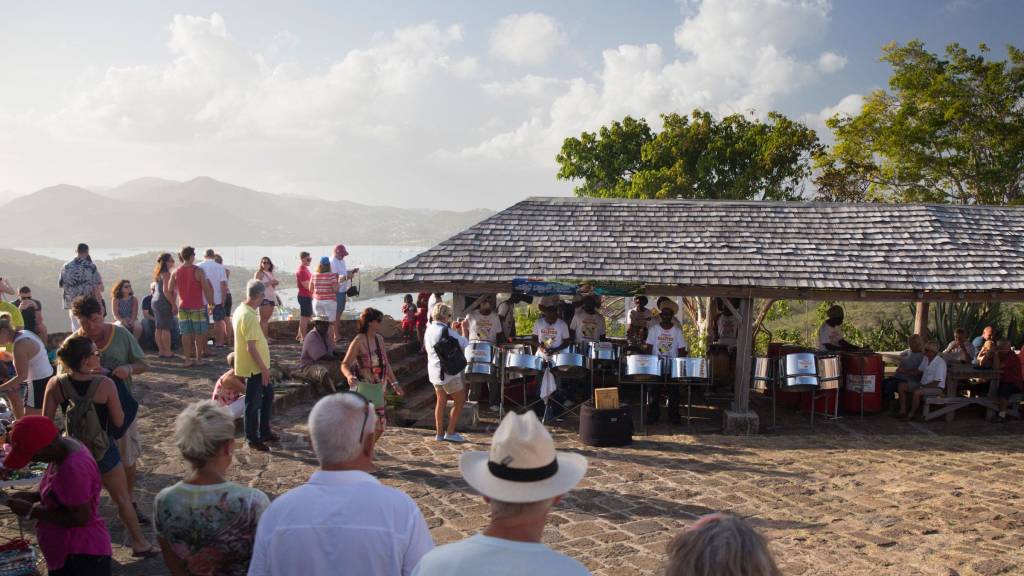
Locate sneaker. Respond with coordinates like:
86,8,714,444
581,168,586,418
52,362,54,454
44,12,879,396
248,441,271,452
443,432,466,443
435,434,445,441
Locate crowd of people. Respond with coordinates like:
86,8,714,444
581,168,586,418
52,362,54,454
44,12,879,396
6,242,1021,575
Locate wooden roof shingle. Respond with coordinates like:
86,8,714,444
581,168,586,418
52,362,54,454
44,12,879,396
376,197,1024,301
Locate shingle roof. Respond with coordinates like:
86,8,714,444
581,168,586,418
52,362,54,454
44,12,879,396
377,197,1024,298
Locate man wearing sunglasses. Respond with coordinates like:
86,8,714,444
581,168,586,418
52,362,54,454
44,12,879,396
249,392,433,575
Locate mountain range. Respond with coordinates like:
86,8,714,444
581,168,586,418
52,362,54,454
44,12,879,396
2,177,492,247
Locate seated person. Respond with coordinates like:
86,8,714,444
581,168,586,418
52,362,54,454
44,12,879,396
901,341,946,419
972,325,995,351
213,353,246,418
665,513,781,576
942,328,976,364
993,340,1023,423
882,334,924,412
296,316,345,395
976,339,997,367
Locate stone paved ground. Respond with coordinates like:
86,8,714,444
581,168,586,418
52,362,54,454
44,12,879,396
3,346,1023,575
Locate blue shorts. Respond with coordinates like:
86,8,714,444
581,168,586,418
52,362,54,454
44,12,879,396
297,296,313,318
95,437,121,474
177,308,209,335
335,292,347,315
211,304,226,322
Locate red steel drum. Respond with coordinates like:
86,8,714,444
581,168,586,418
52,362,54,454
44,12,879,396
841,353,884,413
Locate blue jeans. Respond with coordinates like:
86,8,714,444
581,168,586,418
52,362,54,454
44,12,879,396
244,375,274,443
335,292,347,317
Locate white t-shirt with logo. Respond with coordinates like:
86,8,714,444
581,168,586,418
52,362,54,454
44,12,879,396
818,322,844,350
570,311,606,344
646,323,687,358
717,315,738,347
532,318,569,356
466,310,502,343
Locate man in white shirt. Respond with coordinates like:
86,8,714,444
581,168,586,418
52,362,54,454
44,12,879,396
462,294,505,411
942,328,976,364
412,411,590,576
900,340,947,419
248,393,433,576
569,296,606,346
330,244,358,322
198,248,229,347
533,296,572,423
817,305,859,352
645,299,688,425
427,292,443,321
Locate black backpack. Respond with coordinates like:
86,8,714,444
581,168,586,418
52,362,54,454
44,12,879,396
433,324,467,379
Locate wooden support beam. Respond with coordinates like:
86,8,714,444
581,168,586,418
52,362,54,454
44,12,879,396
914,301,930,340
453,292,466,320
732,297,754,413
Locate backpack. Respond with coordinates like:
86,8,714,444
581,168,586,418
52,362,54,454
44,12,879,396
433,324,467,380
58,375,110,461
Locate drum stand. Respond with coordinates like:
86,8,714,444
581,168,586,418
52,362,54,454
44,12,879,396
497,345,545,419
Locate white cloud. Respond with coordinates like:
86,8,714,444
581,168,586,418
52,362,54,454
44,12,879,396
802,92,864,142
481,75,565,98
817,51,847,73
450,0,839,165
490,13,566,66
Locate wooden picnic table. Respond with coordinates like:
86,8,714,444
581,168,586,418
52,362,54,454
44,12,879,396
924,362,1000,422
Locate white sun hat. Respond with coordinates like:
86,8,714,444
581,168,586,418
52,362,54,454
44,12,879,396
460,411,587,503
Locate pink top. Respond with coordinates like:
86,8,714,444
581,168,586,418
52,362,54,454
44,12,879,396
37,444,111,570
312,272,339,301
213,371,242,406
257,271,277,302
175,264,205,309
296,265,312,298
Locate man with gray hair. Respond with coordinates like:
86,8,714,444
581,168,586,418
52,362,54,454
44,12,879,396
248,393,433,576
233,279,274,452
900,340,947,419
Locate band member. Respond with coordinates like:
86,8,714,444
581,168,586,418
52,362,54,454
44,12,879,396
715,298,739,352
646,299,687,425
569,295,606,346
818,305,859,352
533,296,571,423
626,296,651,350
462,294,504,411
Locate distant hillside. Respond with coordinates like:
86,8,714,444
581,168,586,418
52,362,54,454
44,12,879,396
1,177,492,247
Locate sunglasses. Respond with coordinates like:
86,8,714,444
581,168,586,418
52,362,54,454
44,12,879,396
339,390,371,443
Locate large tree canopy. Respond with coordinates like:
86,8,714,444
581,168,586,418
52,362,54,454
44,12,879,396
815,41,1024,205
557,110,821,201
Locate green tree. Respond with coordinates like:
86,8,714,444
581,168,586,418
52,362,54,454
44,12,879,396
815,41,1024,205
557,109,821,201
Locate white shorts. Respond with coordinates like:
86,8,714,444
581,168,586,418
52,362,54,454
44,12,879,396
313,299,337,319
433,374,465,395
116,420,143,468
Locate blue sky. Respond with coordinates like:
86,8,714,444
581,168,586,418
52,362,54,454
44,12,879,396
1,0,1021,209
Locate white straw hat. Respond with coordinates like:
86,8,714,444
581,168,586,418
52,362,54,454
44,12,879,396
460,411,587,503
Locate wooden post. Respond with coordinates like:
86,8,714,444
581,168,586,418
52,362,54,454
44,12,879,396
914,301,929,340
732,297,754,413
453,292,466,320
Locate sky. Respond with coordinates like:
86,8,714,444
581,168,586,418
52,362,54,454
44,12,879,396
1,0,1021,210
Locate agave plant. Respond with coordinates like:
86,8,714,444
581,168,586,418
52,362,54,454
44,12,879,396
929,302,1003,345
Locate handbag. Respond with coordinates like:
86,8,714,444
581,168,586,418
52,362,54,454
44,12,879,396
346,272,360,298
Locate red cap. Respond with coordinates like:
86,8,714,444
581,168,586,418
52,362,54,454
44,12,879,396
3,416,59,470
334,244,348,257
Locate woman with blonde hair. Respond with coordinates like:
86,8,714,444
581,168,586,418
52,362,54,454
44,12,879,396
341,308,403,442
665,513,781,576
111,279,142,340
423,302,469,443
155,401,269,575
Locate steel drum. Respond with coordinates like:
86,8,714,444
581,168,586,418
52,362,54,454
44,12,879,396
505,345,545,375
588,341,619,369
553,344,587,375
463,341,498,383
625,354,663,381
782,352,819,391
751,357,773,391
816,355,841,390
669,357,709,380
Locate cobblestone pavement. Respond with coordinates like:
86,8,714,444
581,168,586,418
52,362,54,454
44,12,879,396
3,347,1023,575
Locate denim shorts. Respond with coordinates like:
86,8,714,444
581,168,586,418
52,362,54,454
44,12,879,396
177,308,209,335
95,438,121,474
210,304,226,322
335,292,347,314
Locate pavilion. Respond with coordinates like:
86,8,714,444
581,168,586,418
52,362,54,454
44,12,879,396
377,197,1024,432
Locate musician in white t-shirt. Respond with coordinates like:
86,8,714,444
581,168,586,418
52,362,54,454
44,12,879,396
462,294,505,411
645,300,688,425
569,296,606,346
817,305,859,352
532,296,571,423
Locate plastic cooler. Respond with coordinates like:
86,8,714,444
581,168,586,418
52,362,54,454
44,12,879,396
841,353,884,413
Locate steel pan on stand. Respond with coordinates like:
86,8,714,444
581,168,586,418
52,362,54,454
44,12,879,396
669,357,712,432
463,341,498,384
619,353,668,434
498,343,546,418
553,344,587,376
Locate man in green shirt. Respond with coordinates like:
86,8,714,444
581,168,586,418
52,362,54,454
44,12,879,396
71,295,150,524
233,279,274,452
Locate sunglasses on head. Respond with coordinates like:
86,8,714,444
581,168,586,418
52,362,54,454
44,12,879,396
339,390,372,443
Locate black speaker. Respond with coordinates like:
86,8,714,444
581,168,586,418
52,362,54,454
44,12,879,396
579,402,633,447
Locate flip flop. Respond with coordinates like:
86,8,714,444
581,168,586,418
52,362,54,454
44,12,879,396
131,545,160,559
